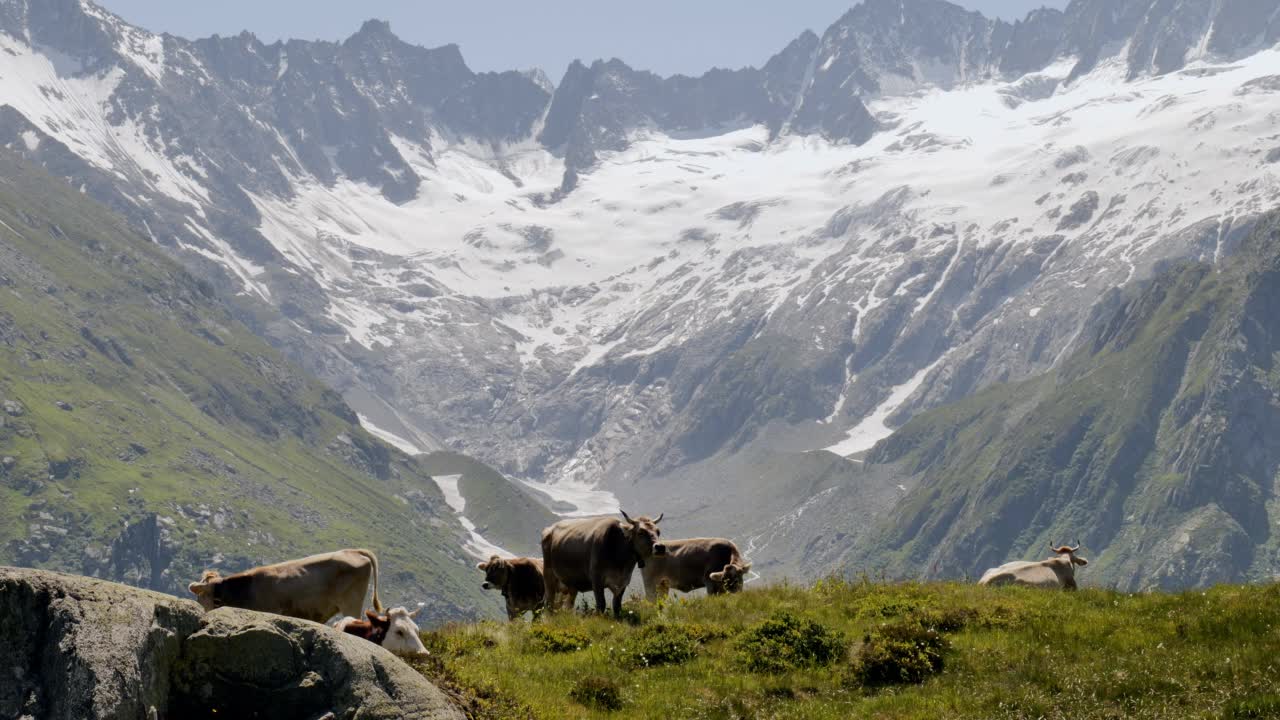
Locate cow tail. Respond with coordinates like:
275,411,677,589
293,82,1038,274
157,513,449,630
355,549,383,612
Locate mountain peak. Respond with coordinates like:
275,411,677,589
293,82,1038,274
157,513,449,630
349,18,397,44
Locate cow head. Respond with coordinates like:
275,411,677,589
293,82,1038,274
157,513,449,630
1050,542,1088,567
187,570,222,611
380,607,429,659
478,556,510,591
708,562,752,592
1050,542,1088,589
620,510,665,568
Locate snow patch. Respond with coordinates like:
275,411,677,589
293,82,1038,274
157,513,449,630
357,414,422,455
431,474,514,560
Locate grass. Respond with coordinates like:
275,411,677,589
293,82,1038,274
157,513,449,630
415,578,1280,719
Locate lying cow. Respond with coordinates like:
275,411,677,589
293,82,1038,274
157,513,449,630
542,510,666,617
979,543,1089,590
335,607,429,658
188,548,383,623
641,537,751,600
478,555,549,620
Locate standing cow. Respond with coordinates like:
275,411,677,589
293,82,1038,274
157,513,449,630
979,543,1089,590
188,548,383,623
641,537,751,600
335,607,429,658
477,555,549,620
541,510,666,618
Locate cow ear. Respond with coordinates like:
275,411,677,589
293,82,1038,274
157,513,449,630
740,563,752,573
408,607,422,619
709,571,726,582
187,582,206,596
1074,556,1089,566
477,562,488,571
366,609,381,621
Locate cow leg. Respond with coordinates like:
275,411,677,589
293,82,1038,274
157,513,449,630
506,602,520,621
592,584,608,614
705,574,724,595
611,587,624,618
642,573,660,602
543,573,563,615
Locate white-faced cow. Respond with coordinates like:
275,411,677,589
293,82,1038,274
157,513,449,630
477,555,550,620
334,607,429,658
641,537,751,600
188,548,383,623
541,510,666,617
979,543,1089,590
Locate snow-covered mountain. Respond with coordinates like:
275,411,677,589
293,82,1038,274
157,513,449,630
1,0,1279,582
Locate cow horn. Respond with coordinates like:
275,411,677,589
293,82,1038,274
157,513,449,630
620,510,633,524
653,512,663,524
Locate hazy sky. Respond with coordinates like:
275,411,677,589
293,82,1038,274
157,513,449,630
96,1,1069,78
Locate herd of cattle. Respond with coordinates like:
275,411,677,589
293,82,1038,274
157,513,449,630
185,511,1089,659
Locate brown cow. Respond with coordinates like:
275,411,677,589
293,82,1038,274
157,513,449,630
335,607,429,658
979,542,1089,590
641,537,751,600
541,510,666,617
477,555,550,620
188,548,383,623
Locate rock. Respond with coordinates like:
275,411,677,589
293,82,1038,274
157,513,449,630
54,400,72,411
0,567,463,720
3,399,24,416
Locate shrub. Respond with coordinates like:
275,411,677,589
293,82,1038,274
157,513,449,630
913,606,979,633
849,619,949,687
1223,694,1280,719
613,623,698,668
569,676,624,711
737,611,845,673
526,625,591,653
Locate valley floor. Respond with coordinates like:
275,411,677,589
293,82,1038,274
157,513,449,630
410,580,1280,720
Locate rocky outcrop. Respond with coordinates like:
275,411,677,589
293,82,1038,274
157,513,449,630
0,567,462,720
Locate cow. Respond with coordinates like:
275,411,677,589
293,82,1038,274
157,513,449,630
640,537,751,600
978,543,1089,590
334,607,429,658
541,510,666,618
188,548,383,623
477,555,550,620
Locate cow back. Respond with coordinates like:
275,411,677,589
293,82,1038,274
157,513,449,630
507,557,546,607
542,517,632,591
644,538,738,592
212,549,372,620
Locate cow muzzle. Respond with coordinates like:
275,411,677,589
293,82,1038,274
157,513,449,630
481,582,492,590
652,543,668,557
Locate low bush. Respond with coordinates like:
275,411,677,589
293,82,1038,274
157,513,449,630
569,676,624,711
525,625,591,654
1223,693,1280,719
849,618,949,687
737,611,845,673
613,623,698,668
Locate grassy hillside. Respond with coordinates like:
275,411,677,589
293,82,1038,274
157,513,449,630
841,211,1280,590
418,451,557,557
412,580,1280,719
0,151,496,619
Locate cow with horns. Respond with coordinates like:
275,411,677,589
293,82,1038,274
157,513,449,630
978,542,1089,590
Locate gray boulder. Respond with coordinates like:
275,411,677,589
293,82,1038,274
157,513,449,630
0,567,462,720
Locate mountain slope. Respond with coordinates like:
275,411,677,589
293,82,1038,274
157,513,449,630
0,0,1279,588
833,211,1280,589
0,150,495,618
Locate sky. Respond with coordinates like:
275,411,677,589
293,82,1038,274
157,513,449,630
96,1,1069,79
